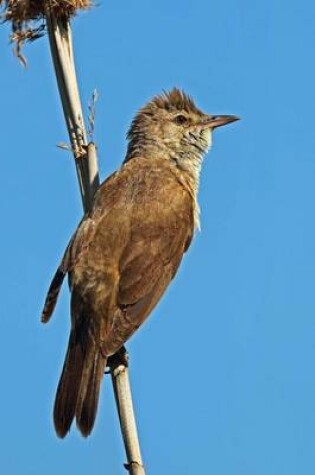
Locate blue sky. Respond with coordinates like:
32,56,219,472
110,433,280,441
1,0,315,473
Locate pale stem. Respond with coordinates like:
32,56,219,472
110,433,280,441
111,361,146,475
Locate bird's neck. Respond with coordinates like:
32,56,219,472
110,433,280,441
125,137,206,230
125,137,204,191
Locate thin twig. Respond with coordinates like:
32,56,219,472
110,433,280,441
44,4,145,473
110,353,146,475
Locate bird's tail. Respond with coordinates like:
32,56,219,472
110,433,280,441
53,324,106,438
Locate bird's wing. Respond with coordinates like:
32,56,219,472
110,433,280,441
99,161,195,355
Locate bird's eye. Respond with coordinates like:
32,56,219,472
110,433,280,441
174,115,188,125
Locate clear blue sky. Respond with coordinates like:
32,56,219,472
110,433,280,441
1,1,315,473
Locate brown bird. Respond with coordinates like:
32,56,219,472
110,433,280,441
41,88,238,438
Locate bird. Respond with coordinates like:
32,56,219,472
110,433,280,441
41,88,239,438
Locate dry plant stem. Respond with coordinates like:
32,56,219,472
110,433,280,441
111,357,146,475
44,6,145,472
86,142,99,199
45,8,99,210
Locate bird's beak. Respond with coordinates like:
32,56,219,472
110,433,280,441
201,115,240,129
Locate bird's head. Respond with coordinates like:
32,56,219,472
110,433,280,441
126,88,239,169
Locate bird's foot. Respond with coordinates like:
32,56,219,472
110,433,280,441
105,346,129,374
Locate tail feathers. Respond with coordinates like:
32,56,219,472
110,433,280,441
76,348,106,437
53,328,106,438
41,268,66,323
53,329,85,438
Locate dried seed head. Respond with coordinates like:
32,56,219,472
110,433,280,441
0,0,92,63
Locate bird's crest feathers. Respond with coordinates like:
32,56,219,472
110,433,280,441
148,88,203,115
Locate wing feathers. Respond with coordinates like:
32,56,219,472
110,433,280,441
41,268,66,323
